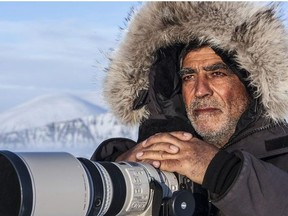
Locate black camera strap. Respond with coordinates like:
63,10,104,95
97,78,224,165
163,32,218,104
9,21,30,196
150,179,163,216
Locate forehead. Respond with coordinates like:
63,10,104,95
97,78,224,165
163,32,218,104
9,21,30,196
182,46,223,68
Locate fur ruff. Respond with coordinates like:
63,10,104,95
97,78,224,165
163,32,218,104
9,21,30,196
103,2,288,125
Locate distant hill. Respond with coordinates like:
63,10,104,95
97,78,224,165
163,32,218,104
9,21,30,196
0,94,107,133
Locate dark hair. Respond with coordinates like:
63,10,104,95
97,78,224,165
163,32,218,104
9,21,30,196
179,40,208,67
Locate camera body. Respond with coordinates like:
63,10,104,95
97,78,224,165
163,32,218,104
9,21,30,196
0,151,195,216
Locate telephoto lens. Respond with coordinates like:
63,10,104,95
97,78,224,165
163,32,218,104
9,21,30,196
0,150,194,216
0,151,92,216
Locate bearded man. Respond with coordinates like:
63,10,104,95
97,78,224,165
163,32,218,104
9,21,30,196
92,2,288,215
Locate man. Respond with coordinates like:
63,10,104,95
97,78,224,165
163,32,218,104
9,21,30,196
92,2,288,215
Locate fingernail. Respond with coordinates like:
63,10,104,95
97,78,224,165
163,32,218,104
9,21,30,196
152,161,160,168
170,145,179,153
136,152,143,159
142,140,147,147
183,132,192,139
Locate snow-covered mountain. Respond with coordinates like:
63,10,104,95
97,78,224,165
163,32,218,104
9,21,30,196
0,94,138,158
0,94,107,133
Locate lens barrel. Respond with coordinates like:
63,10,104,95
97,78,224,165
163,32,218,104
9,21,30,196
0,151,92,216
0,151,188,216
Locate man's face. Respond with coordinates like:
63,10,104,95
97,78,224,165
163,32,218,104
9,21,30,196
180,46,250,146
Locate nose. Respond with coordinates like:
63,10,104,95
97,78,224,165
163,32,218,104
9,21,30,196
194,75,213,98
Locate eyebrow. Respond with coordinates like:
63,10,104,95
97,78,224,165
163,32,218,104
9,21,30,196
179,62,231,77
178,68,196,77
203,62,229,71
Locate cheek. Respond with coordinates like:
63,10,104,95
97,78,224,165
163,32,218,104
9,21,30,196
220,83,249,114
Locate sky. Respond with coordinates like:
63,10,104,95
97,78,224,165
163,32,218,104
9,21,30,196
0,1,141,113
0,2,287,114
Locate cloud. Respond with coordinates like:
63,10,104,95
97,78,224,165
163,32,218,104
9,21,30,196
0,19,117,60
0,18,117,91
0,84,36,90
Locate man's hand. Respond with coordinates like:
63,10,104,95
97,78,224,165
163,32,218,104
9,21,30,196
115,142,145,162
115,133,182,162
135,131,219,184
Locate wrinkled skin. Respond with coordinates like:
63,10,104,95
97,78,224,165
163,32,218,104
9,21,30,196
182,46,250,147
116,46,250,185
116,131,218,184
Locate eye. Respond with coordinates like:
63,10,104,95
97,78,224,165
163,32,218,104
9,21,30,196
182,74,195,82
211,71,227,77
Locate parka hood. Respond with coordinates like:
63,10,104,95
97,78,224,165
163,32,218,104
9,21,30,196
103,2,288,125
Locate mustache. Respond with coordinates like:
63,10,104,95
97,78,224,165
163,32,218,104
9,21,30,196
188,98,223,111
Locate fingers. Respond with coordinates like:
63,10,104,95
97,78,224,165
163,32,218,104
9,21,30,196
169,131,193,140
141,159,161,168
149,159,179,172
136,148,179,162
136,139,181,162
140,158,178,170
115,142,147,162
142,141,180,153
142,131,193,148
136,131,193,165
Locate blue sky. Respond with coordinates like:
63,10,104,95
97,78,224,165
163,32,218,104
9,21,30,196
0,2,287,113
0,2,141,112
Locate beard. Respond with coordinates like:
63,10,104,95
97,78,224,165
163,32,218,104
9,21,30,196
186,97,247,148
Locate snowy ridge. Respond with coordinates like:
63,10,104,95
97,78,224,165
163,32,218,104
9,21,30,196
0,94,107,133
0,113,138,158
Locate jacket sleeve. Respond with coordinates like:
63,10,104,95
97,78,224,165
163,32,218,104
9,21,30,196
211,151,288,216
90,138,137,161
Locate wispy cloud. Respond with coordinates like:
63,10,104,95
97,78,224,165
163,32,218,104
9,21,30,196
0,19,117,61
0,84,36,90
0,18,118,93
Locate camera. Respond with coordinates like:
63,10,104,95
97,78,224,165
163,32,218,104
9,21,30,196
0,150,195,216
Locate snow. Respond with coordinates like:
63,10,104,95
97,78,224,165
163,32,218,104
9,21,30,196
0,93,107,133
0,94,138,158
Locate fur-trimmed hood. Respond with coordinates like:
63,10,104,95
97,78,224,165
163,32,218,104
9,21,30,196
103,2,288,125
